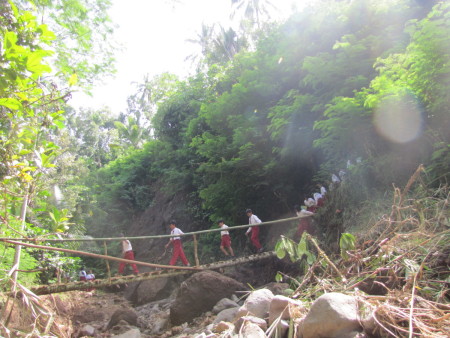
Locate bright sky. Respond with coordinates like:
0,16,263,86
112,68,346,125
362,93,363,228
70,0,301,115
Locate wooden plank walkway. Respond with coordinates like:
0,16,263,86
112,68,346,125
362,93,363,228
29,251,276,295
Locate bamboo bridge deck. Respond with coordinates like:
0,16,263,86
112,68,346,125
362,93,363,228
29,251,276,295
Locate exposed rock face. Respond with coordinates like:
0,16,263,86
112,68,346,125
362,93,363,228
169,270,246,325
125,185,198,262
297,292,363,338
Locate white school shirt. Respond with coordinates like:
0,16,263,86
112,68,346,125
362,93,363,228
122,239,132,253
307,198,316,207
86,273,95,280
246,214,261,234
320,186,327,195
332,174,340,184
170,227,184,241
79,270,87,278
313,193,323,203
297,209,314,217
220,224,229,236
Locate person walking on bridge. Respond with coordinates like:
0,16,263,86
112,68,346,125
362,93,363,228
245,209,263,253
118,233,139,275
218,220,235,257
165,221,190,266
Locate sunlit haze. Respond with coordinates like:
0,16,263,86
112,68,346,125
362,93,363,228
70,0,306,114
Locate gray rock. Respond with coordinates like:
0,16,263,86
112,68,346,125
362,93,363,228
273,319,289,337
106,308,138,330
112,328,141,338
80,324,95,337
231,294,241,304
241,321,266,337
213,307,240,324
150,314,169,334
214,321,234,333
212,298,240,314
125,277,175,306
238,289,274,320
297,293,363,338
170,270,246,325
269,295,305,325
235,315,267,332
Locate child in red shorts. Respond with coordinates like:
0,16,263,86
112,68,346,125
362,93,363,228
218,220,235,257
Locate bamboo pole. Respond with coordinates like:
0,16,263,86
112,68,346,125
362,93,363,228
193,234,200,267
0,215,312,243
3,239,201,271
103,241,111,282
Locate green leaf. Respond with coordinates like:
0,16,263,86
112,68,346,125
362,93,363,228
275,272,283,282
306,252,316,265
275,241,286,259
297,234,308,256
68,73,78,86
0,98,22,110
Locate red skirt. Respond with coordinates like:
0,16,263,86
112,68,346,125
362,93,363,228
297,218,315,237
221,234,231,248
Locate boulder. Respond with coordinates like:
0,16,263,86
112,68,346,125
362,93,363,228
212,298,240,314
269,295,305,325
170,270,246,325
213,307,240,324
297,293,363,338
106,309,138,330
241,321,266,337
124,277,175,305
238,289,274,320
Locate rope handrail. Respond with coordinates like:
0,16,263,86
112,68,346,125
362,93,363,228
0,214,311,243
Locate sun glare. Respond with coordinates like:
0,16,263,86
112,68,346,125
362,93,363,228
373,92,423,143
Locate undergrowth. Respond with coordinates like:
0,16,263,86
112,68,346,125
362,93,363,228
276,166,449,337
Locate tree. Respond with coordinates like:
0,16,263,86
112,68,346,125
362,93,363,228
231,0,276,31
0,0,116,289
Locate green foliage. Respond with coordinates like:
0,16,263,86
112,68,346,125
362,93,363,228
75,0,450,243
339,233,356,260
0,245,38,287
0,0,116,290
48,207,73,233
275,234,316,269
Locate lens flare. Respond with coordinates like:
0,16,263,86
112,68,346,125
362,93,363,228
373,93,423,143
